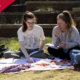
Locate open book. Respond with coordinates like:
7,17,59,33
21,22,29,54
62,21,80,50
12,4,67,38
45,43,60,49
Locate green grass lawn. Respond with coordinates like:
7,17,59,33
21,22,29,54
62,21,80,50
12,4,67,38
0,37,80,80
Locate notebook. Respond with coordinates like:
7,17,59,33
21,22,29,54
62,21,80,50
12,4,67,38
45,43,59,49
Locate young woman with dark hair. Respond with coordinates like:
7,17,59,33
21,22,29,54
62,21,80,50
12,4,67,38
17,11,46,63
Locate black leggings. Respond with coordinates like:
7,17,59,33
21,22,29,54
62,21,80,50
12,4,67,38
47,47,70,60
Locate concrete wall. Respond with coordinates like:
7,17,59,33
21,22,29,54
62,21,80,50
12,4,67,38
73,8,80,32
0,8,80,38
0,12,58,24
3,1,80,12
25,1,80,11
0,24,57,37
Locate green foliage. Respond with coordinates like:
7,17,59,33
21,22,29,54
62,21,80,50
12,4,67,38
0,37,80,80
34,5,54,12
0,37,52,51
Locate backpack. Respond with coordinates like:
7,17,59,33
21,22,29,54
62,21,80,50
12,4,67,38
0,45,8,58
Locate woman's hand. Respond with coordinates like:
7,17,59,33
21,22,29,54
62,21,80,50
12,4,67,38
27,57,34,63
54,27,61,37
58,42,66,47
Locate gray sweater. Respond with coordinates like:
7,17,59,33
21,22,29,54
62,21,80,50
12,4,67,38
52,26,80,53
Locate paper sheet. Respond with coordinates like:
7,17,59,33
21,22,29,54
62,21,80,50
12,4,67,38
0,58,51,69
29,51,39,56
0,58,14,64
45,43,59,49
0,57,72,71
13,57,51,65
54,58,62,61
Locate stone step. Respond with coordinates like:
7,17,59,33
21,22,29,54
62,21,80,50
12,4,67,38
25,1,80,4
73,8,80,12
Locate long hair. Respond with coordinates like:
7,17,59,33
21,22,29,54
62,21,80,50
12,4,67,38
22,11,36,32
57,10,76,38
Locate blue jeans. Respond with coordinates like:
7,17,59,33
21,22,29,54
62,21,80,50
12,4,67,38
69,49,80,64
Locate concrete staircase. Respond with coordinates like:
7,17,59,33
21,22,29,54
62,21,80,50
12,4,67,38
3,1,80,12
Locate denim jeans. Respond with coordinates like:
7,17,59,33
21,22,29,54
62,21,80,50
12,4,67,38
69,49,80,64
